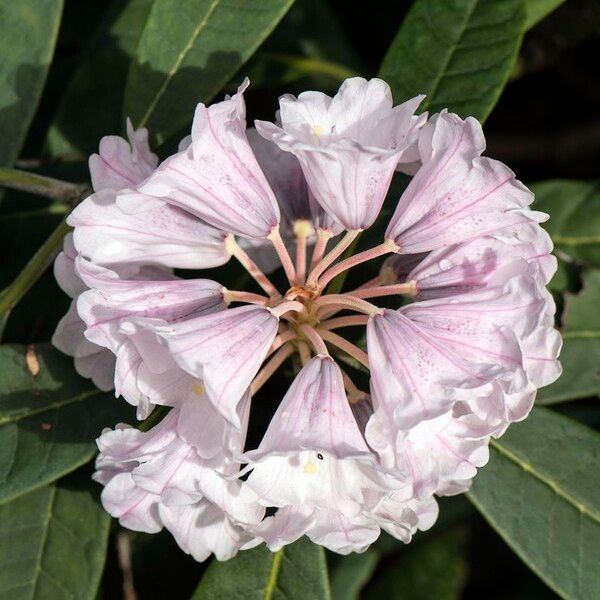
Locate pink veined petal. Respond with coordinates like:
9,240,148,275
252,505,316,551
75,259,225,340
69,190,229,269
256,78,426,230
367,309,503,431
159,502,254,562
54,233,86,298
89,120,158,192
404,225,556,299
157,305,279,427
243,357,387,517
121,81,280,239
386,111,541,252
400,409,491,497
307,509,381,555
246,356,372,460
100,472,162,533
401,273,561,387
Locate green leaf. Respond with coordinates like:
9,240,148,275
0,0,63,165
524,0,566,29
378,0,526,122
0,343,132,504
330,551,379,600
364,529,467,600
45,0,154,158
539,269,600,404
191,537,331,600
468,407,600,600
125,0,295,145
0,474,110,599
532,180,600,267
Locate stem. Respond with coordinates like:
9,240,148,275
223,289,270,306
309,229,332,272
317,238,398,289
348,282,417,300
307,230,360,287
0,166,89,202
225,235,281,299
270,300,305,319
0,219,71,336
314,294,382,317
251,344,294,395
268,226,296,285
316,328,369,369
319,315,369,330
293,220,313,284
298,324,329,356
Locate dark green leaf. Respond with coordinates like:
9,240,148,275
532,180,600,267
0,0,63,165
125,0,295,145
524,0,567,29
364,529,467,600
0,343,132,504
330,551,378,600
539,269,600,404
378,0,526,122
468,407,600,599
45,0,154,158
191,537,331,600
0,474,110,599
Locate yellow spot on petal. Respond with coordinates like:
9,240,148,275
311,125,324,137
303,461,317,475
192,382,204,396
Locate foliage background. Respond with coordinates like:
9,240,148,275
0,0,598,598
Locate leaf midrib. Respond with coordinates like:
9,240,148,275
137,0,221,128
0,388,103,426
489,439,600,524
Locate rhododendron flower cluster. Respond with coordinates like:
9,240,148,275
53,77,561,560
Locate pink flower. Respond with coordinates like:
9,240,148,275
55,77,562,559
256,77,426,230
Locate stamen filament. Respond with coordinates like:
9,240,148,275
318,238,398,289
348,281,417,300
268,226,297,285
251,343,294,395
223,289,270,306
309,229,333,272
340,369,369,404
314,294,382,317
316,328,369,369
268,328,298,355
307,230,360,287
298,340,312,365
270,300,306,319
299,324,330,356
225,234,281,298
319,315,369,330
